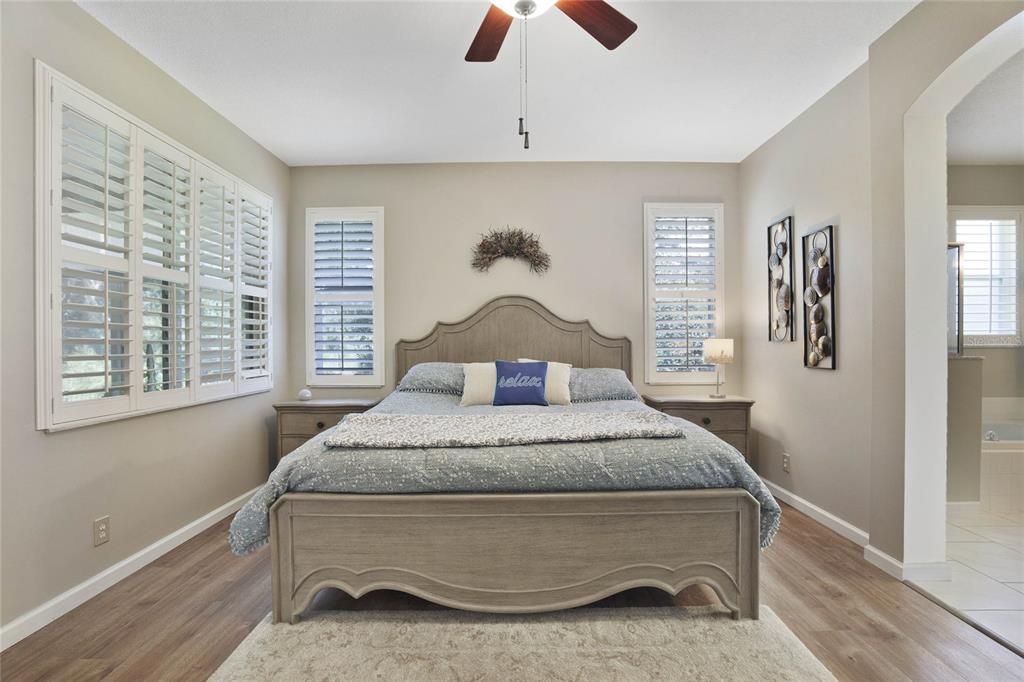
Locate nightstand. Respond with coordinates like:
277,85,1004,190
274,399,379,460
642,395,755,461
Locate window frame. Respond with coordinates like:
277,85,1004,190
35,61,273,432
304,206,386,388
643,202,725,385
948,205,1023,348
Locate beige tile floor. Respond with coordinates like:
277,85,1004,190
915,507,1024,652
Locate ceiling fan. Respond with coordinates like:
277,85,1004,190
465,0,638,62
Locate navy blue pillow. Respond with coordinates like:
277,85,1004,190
492,361,549,406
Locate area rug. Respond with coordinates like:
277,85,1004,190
210,606,835,681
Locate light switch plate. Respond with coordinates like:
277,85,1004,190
782,453,791,473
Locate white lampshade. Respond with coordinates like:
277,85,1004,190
703,338,734,365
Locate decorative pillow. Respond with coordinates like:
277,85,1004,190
568,368,642,403
493,361,549,406
517,359,571,405
460,362,498,406
397,362,465,395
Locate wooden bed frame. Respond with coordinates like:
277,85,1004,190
271,296,760,622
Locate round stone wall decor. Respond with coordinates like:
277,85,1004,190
801,225,836,370
767,217,795,342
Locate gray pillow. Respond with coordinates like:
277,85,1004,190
397,362,465,395
569,368,642,403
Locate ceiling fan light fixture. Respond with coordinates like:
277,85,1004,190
494,0,557,19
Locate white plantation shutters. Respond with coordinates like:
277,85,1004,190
141,279,190,394
137,134,192,406
240,193,271,288
53,86,135,422
60,263,132,404
239,188,272,390
306,207,385,387
39,66,273,430
953,209,1022,346
644,204,724,384
196,166,238,397
241,294,270,377
199,288,236,387
198,168,237,283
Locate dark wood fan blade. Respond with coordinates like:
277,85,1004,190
555,0,637,50
466,5,514,62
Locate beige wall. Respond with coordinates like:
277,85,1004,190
738,66,873,531
288,162,742,400
975,348,1024,398
948,164,1024,205
948,164,1024,400
1,2,290,626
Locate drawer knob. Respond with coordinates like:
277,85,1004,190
316,421,325,429
701,417,712,426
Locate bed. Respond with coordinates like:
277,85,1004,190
231,296,778,622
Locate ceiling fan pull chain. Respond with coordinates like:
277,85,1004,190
518,18,524,136
523,15,530,149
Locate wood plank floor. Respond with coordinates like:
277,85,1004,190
2,501,1022,681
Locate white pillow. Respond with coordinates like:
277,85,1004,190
460,362,497,406
518,359,571,406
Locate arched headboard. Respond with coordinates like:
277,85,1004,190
395,296,632,380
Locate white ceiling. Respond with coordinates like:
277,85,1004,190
79,1,916,166
947,49,1024,165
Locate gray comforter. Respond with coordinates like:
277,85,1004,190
229,393,780,554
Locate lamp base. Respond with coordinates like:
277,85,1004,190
708,368,726,399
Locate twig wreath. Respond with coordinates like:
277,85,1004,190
471,227,551,274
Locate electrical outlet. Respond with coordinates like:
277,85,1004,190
782,453,791,473
93,516,110,547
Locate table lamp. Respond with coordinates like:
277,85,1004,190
702,338,733,399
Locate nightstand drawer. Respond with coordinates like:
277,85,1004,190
279,411,347,436
663,407,747,432
714,430,748,454
280,435,313,457
274,399,378,464
643,395,754,463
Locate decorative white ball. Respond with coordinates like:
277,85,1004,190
297,388,313,401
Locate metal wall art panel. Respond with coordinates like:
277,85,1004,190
802,225,836,370
768,217,795,342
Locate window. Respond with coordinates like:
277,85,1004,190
951,207,1022,347
643,203,724,384
37,63,272,430
305,207,385,387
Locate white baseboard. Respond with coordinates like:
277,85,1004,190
946,501,981,512
0,486,258,651
864,544,904,579
903,561,952,582
763,479,869,547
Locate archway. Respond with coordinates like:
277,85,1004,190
902,12,1024,573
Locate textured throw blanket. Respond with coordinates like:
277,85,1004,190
324,412,687,449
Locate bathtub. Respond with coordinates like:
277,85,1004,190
981,422,1024,516
984,422,1024,442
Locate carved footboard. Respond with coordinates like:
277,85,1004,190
270,489,760,623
